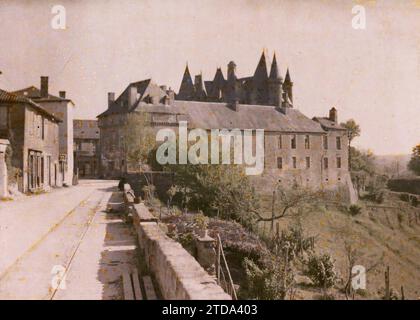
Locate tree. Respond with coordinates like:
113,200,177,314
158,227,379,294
243,252,295,300
250,183,322,224
349,147,376,195
164,162,260,227
408,144,420,176
342,119,361,171
122,111,156,172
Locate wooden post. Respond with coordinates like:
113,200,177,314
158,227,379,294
385,266,390,300
271,190,276,231
216,235,221,284
400,286,405,300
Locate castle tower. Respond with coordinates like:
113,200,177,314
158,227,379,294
177,64,195,100
194,73,207,101
226,61,238,105
268,53,283,107
209,67,226,101
282,68,293,106
251,51,269,105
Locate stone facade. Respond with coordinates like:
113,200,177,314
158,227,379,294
0,89,61,193
97,54,356,202
13,77,75,186
0,139,9,197
73,119,100,178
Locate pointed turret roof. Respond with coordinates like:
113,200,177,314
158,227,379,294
178,64,195,100
269,53,280,79
253,51,268,81
284,68,292,83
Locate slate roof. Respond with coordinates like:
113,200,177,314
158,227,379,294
134,101,325,133
13,86,72,103
98,79,152,117
313,117,346,131
73,120,100,139
0,89,61,122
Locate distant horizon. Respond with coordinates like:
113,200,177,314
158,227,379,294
1,0,419,155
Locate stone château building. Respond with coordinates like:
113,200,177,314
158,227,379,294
97,52,356,203
0,89,61,193
73,119,100,178
13,77,75,186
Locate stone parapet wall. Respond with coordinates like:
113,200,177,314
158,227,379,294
129,200,231,300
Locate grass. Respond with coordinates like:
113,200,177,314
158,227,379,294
256,194,420,300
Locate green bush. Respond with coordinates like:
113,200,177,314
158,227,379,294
305,253,337,289
243,255,294,300
348,204,362,216
399,193,410,202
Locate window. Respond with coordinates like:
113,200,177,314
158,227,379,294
41,118,45,140
277,157,283,169
323,157,329,169
323,136,328,149
278,135,282,149
336,137,341,150
291,135,296,149
306,157,311,169
305,135,310,149
337,157,342,169
0,107,8,129
292,157,297,169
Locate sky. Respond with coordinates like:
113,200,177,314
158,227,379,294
0,0,419,155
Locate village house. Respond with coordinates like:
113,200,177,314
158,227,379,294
13,77,75,186
0,88,61,193
73,119,100,178
97,52,356,202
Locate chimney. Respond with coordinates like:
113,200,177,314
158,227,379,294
329,107,337,123
166,87,175,105
59,91,66,99
40,76,49,98
128,86,137,107
108,92,115,107
227,61,236,80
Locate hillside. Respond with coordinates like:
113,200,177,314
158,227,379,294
258,193,420,299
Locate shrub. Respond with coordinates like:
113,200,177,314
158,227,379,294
366,188,385,204
411,197,418,207
348,204,362,216
305,253,337,289
243,255,294,300
399,193,410,202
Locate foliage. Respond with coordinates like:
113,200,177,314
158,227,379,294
163,163,260,227
194,211,209,230
269,224,314,262
342,119,361,144
243,254,294,300
305,253,337,289
122,111,156,171
5,145,21,185
342,119,361,171
408,144,420,176
348,204,362,216
142,184,156,201
350,147,375,174
399,193,410,202
252,184,322,224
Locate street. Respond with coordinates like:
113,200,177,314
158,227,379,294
0,180,138,300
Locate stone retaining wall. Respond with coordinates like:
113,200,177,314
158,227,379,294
125,187,231,300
